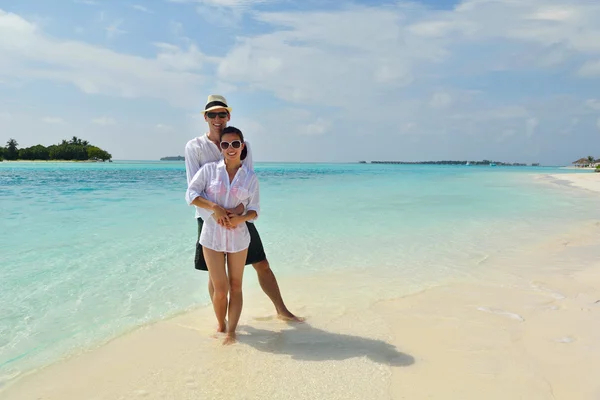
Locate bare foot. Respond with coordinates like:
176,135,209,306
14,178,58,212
277,310,305,323
222,333,236,345
213,321,226,336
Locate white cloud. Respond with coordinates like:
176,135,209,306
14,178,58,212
526,117,539,137
0,9,210,107
530,6,579,22
105,20,127,39
92,117,116,125
585,99,600,111
74,0,99,5
132,5,153,13
577,60,600,77
154,42,208,71
304,118,330,136
0,111,11,120
171,0,272,25
42,117,64,124
430,92,452,109
451,106,529,122
156,124,174,131
169,0,270,6
216,1,600,114
496,129,517,143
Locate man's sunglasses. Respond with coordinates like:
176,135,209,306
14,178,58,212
206,111,229,119
220,140,242,150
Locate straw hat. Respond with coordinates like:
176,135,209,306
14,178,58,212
201,94,232,114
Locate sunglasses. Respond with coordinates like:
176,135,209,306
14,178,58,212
206,111,229,119
220,140,242,150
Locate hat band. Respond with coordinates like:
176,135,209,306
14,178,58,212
205,101,228,110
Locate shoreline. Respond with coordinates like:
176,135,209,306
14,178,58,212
2,172,600,399
2,232,599,399
542,171,600,194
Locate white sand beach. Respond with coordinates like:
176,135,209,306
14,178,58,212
547,171,600,193
2,172,600,400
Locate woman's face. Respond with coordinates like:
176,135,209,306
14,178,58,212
220,133,245,162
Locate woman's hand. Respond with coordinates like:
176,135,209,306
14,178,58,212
211,205,230,227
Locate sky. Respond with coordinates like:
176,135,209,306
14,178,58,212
0,0,599,164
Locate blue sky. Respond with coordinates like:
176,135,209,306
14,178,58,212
1,0,599,164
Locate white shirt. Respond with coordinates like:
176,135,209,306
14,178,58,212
184,134,254,219
186,160,260,253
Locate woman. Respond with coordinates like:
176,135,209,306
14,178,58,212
186,126,259,345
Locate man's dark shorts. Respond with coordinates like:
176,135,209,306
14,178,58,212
194,218,267,271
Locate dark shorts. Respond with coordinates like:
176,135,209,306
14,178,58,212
194,218,267,271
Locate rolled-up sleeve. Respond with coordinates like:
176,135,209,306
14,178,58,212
184,141,200,185
185,166,211,215
185,144,213,220
245,175,260,222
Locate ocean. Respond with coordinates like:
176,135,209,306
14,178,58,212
0,161,598,386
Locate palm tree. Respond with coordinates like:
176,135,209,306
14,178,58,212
81,140,89,146
587,156,595,166
70,136,80,145
5,138,19,160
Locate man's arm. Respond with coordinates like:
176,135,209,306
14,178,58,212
184,139,213,220
245,175,260,222
243,140,254,171
184,140,201,185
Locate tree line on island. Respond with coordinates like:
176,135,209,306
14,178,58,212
0,137,112,162
364,160,533,166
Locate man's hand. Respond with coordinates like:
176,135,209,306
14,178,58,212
225,203,245,216
227,214,246,228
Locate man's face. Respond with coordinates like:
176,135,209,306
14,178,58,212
204,108,230,133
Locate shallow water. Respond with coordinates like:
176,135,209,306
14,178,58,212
0,161,598,384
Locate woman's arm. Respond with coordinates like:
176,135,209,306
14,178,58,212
186,165,230,225
228,175,260,227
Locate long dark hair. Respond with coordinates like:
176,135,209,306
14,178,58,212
220,126,247,160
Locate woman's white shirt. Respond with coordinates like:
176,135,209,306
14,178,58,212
186,160,259,253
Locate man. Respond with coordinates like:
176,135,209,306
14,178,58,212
185,94,303,322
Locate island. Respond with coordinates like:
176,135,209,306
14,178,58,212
1,137,112,162
160,156,185,161
365,160,532,166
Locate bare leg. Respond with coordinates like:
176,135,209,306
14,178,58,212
208,278,215,304
253,259,304,322
203,247,228,333
222,249,247,345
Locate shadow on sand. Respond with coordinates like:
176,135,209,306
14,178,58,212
237,323,415,367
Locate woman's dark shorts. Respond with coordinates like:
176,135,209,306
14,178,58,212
194,218,267,271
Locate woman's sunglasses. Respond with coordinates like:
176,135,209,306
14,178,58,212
220,140,242,150
206,112,229,119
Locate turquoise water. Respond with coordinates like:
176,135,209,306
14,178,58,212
0,161,598,384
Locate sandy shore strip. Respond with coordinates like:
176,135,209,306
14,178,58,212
2,217,600,400
544,171,600,194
